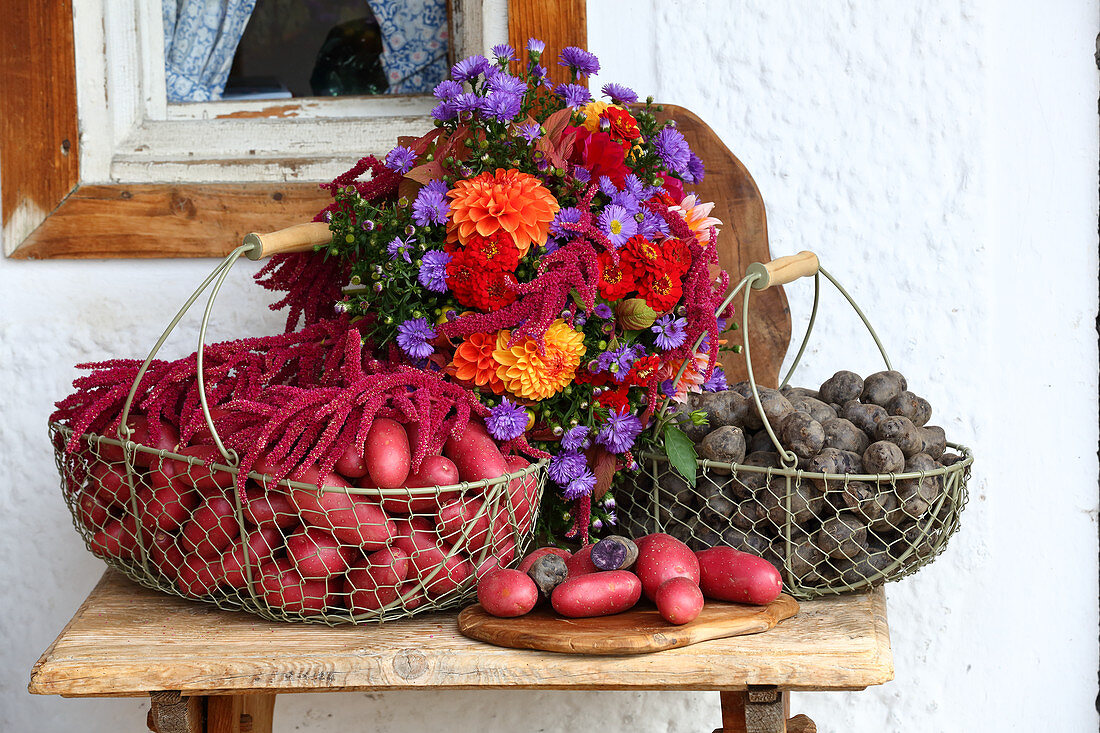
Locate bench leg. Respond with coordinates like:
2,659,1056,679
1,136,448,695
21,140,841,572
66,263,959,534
146,692,275,733
713,688,817,733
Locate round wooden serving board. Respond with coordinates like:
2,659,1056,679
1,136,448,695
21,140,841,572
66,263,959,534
457,594,800,655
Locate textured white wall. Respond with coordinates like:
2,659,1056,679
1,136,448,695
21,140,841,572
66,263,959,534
2,1,1097,731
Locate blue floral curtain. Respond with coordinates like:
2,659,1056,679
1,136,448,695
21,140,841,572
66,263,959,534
366,0,448,94
163,0,257,102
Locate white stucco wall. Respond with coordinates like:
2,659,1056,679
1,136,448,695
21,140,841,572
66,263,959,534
2,1,1097,731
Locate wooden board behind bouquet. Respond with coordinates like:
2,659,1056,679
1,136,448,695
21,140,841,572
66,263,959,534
457,594,799,655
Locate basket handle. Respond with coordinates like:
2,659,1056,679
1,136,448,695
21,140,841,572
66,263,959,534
244,222,332,260
745,250,820,290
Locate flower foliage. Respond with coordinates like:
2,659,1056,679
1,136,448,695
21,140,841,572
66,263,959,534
250,41,735,542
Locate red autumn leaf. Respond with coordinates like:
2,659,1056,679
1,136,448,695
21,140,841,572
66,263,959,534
586,445,617,500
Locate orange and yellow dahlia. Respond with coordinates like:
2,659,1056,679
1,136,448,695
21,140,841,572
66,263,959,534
670,194,722,245
451,332,506,394
493,320,586,401
448,169,559,256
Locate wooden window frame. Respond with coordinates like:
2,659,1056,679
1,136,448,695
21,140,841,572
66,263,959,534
1,0,586,259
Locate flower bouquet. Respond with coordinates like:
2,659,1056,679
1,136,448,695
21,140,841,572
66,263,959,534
258,40,736,543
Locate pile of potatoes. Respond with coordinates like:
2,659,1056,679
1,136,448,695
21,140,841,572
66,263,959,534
621,370,965,588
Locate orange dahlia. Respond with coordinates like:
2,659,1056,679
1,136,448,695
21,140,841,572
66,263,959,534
448,169,560,256
670,194,722,245
493,321,586,401
452,332,506,394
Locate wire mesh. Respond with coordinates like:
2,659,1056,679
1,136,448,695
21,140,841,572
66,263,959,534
52,423,546,624
618,411,971,599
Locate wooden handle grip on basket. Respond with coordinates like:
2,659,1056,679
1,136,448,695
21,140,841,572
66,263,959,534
746,251,820,290
243,222,332,260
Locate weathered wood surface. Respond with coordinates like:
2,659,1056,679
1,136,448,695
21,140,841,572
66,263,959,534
10,184,330,260
0,0,80,253
507,0,588,88
29,570,892,697
651,105,791,387
457,594,799,655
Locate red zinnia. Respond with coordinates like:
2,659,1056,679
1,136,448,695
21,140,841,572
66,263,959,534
661,238,693,278
446,250,518,311
603,107,641,141
596,384,631,413
597,250,635,301
621,235,664,278
465,230,522,272
638,270,683,313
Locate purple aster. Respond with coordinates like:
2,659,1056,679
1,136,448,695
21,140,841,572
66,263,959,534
486,70,526,96
526,38,545,54
622,174,646,199
601,82,638,104
702,366,728,392
597,343,643,382
558,46,600,77
483,91,522,122
486,398,528,441
653,127,692,176
637,209,670,239
453,92,485,115
529,63,549,86
387,235,414,263
601,495,616,510
396,318,436,360
418,250,451,292
610,189,640,213
598,176,617,196
451,54,490,82
433,80,463,100
549,207,585,239
554,83,593,108
562,468,597,500
560,425,591,451
651,315,688,351
605,511,618,525
660,379,677,397
431,99,458,122
412,186,449,226
593,303,613,319
686,153,706,183
516,122,542,143
491,43,516,63
384,146,417,174
548,450,588,485
596,407,643,454
597,204,637,247
572,165,591,183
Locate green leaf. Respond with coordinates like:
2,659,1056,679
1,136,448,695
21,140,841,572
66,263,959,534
663,423,698,487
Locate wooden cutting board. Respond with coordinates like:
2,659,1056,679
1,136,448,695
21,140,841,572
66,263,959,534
457,595,799,655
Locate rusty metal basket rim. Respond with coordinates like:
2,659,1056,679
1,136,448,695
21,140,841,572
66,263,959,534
51,422,548,498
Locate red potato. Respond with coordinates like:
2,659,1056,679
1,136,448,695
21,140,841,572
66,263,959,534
171,445,236,492
635,533,700,601
287,466,396,550
393,530,474,598
77,486,112,531
517,547,572,573
89,462,137,505
148,529,184,580
550,570,642,618
345,546,410,613
89,519,131,560
286,527,353,579
364,418,411,489
180,494,240,559
565,544,599,577
655,576,704,625
137,477,198,533
99,415,179,467
477,569,539,618
256,558,329,615
499,455,538,535
380,455,461,514
444,421,509,484
242,486,298,529
334,441,369,479
397,581,426,610
177,553,222,596
696,547,783,606
437,496,492,555
404,421,443,458
219,527,281,589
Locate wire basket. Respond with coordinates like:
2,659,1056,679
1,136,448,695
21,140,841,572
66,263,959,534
51,235,547,624
618,252,973,598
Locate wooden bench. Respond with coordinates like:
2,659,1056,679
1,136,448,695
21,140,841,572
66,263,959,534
29,570,892,732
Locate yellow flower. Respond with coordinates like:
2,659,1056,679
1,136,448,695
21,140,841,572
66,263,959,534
579,101,615,132
493,321,586,401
